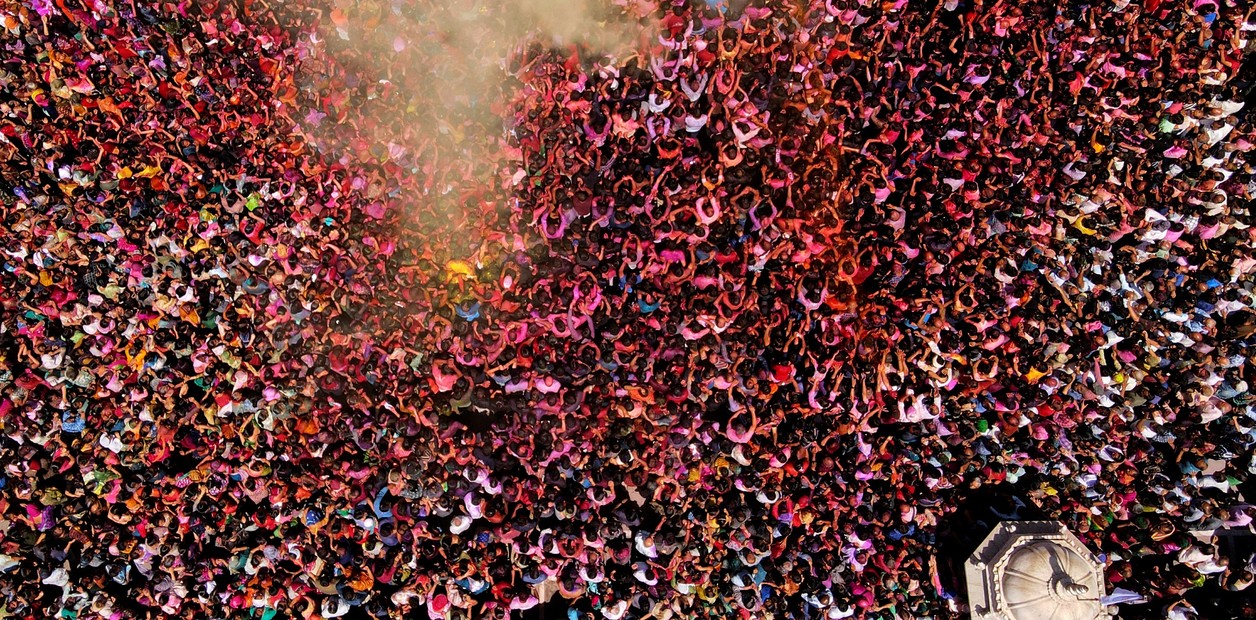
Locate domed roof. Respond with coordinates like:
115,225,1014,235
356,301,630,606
1002,542,1101,620
965,521,1111,620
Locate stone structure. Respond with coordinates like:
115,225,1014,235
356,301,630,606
965,521,1112,620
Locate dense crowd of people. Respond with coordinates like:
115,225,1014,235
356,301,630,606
1,0,1255,618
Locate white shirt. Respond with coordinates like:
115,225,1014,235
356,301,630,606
1203,122,1234,146
828,604,856,619
1211,98,1244,116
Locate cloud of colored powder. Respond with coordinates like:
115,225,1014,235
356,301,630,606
288,0,658,251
